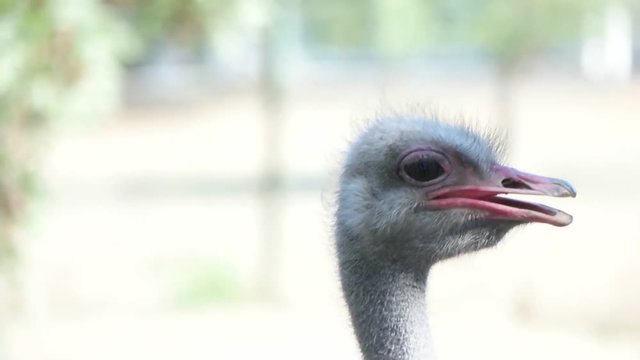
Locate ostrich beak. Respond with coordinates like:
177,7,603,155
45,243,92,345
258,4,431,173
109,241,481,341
424,165,576,226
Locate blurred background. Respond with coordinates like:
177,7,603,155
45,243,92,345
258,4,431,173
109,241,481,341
0,0,639,359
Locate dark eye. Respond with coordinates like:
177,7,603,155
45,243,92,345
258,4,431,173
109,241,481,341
398,150,448,184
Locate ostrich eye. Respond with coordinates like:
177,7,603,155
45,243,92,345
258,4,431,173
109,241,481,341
403,157,444,182
399,151,448,184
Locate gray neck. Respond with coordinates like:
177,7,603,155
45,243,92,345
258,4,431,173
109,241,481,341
338,257,434,360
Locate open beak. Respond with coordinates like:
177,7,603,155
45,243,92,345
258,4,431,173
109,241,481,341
424,165,576,226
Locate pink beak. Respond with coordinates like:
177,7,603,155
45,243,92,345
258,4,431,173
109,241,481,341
424,165,576,226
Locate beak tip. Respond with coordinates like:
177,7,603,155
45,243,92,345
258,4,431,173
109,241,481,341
564,214,574,226
556,180,577,198
567,186,577,199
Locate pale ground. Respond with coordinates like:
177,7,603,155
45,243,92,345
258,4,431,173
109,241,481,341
4,74,640,359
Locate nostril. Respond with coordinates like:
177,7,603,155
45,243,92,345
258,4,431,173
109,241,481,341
501,178,532,190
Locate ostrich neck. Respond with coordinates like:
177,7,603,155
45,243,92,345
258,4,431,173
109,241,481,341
339,255,434,360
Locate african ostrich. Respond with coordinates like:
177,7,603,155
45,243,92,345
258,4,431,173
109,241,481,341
335,117,575,360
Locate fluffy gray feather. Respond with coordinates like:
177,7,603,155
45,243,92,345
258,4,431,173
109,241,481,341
335,115,516,360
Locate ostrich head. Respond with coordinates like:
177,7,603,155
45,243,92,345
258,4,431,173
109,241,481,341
335,116,576,359
336,116,576,269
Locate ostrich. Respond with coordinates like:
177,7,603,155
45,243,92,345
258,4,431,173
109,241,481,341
335,116,575,360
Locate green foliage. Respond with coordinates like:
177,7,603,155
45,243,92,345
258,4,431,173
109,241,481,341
0,0,237,265
374,0,438,56
474,0,587,66
302,0,438,55
301,0,375,51
428,0,597,68
0,0,128,262
0,1,75,258
110,0,236,52
172,261,244,308
302,0,604,63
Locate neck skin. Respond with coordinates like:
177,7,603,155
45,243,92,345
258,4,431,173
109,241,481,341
338,256,434,360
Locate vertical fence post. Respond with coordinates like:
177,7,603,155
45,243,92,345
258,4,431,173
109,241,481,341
256,2,284,301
